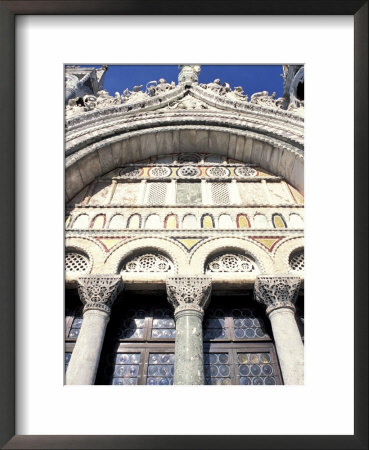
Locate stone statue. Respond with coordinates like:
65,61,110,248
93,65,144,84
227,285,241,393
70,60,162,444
225,86,249,102
178,65,201,85
146,78,175,96
121,85,150,104
250,90,283,109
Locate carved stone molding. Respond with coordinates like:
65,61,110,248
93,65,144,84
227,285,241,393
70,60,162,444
254,274,301,314
78,274,123,314
166,276,212,315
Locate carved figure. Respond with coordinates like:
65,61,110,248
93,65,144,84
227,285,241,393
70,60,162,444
146,78,175,96
225,86,249,102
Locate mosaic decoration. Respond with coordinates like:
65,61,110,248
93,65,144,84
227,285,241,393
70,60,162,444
237,214,251,228
206,253,258,273
149,166,172,178
237,352,277,385
234,166,258,177
65,252,90,273
232,308,269,339
272,213,287,228
177,166,201,177
204,353,232,385
146,353,175,385
203,308,227,340
206,166,231,178
94,237,126,253
250,237,283,252
289,250,304,272
122,253,174,273
151,308,176,339
172,237,207,252
201,214,215,228
111,353,141,385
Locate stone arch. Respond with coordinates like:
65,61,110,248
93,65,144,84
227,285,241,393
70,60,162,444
90,213,106,229
108,213,125,230
289,213,304,228
218,214,234,229
65,126,304,202
189,237,274,276
182,214,198,229
106,237,188,275
144,214,161,229
273,236,304,275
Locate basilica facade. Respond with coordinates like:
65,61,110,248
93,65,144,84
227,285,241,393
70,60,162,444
65,65,304,386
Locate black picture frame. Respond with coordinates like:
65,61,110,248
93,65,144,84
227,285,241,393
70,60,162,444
0,1,367,449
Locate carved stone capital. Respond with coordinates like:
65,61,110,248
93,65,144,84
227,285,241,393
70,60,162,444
166,276,212,316
254,275,301,314
78,275,123,314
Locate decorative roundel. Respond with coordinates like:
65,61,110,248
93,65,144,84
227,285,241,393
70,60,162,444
206,166,230,178
177,166,201,177
119,166,142,177
149,166,172,178
234,166,257,177
177,153,201,164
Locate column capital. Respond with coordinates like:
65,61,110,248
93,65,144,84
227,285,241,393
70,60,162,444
78,274,123,314
166,276,212,316
254,274,301,314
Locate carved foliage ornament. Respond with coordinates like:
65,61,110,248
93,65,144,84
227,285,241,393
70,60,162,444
166,276,212,314
254,275,301,313
78,275,123,314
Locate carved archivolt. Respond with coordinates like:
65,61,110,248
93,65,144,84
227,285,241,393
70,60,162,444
206,253,259,274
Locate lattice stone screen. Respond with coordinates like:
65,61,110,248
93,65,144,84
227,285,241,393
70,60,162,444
211,183,230,205
206,253,259,273
65,252,90,273
289,250,304,272
146,182,168,205
121,253,174,273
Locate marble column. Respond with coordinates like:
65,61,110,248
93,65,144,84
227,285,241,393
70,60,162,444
66,275,123,385
254,275,303,385
166,276,212,385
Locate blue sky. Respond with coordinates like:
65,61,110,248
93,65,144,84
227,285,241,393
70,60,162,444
80,65,285,99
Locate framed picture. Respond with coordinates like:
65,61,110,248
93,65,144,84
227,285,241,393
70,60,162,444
1,1,367,449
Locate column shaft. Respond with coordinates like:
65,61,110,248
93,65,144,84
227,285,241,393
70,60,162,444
268,307,304,384
173,311,204,385
66,309,109,385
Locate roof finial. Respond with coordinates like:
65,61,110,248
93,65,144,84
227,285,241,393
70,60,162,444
178,64,201,87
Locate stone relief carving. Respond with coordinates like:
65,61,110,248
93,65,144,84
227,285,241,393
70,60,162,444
146,78,176,96
206,253,258,273
250,91,285,109
254,275,301,313
78,274,123,314
168,96,210,110
121,253,173,273
121,85,151,104
225,86,249,102
166,276,212,314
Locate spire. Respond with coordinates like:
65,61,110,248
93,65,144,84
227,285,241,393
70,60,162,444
178,64,201,87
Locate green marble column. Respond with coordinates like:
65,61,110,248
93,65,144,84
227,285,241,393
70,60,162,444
166,276,212,385
254,275,304,385
66,275,122,385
